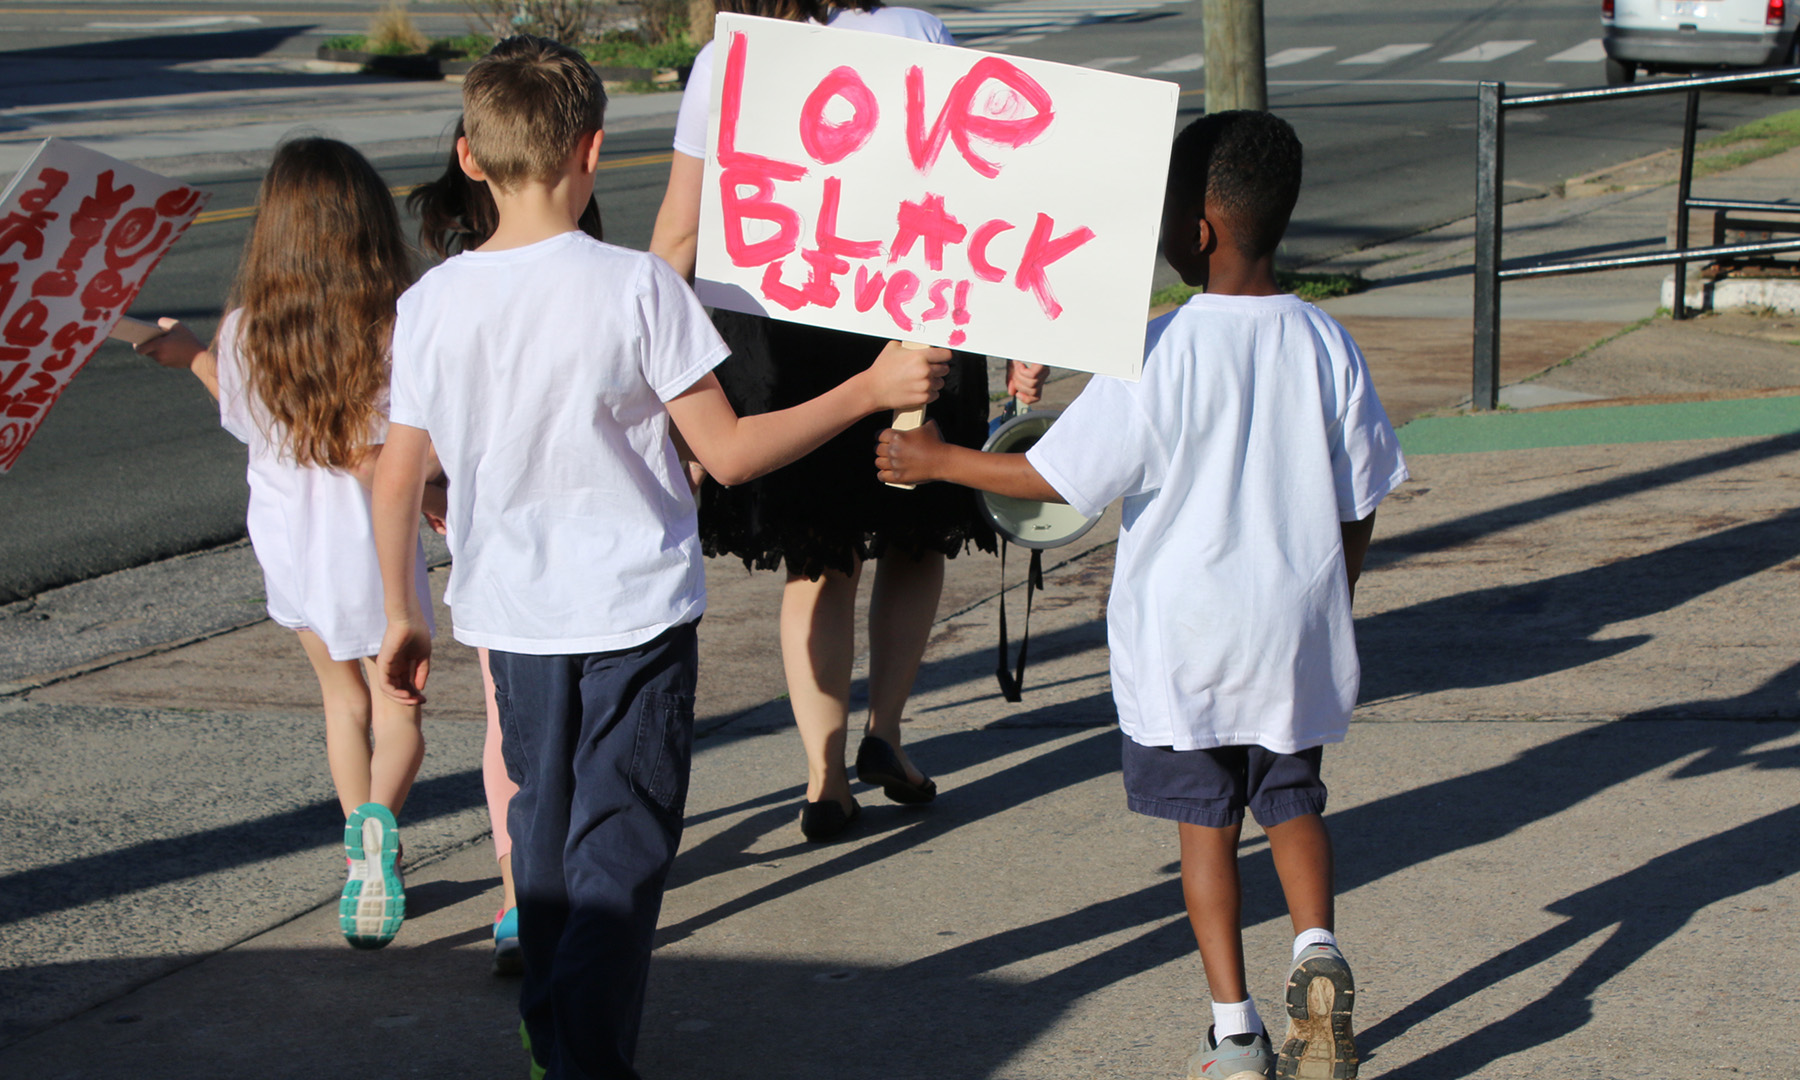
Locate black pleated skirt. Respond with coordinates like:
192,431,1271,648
698,310,997,580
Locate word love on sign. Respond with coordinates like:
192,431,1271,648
695,14,1176,380
0,140,208,473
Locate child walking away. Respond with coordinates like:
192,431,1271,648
369,36,947,1079
405,105,606,978
137,137,434,951
875,111,1408,1080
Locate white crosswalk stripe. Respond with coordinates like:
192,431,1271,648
1340,43,1433,64
1083,55,1141,69
1546,38,1608,62
1441,39,1535,62
1266,46,1336,68
1146,51,1205,73
938,0,1193,41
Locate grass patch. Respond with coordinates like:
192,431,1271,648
1695,108,1800,177
329,31,700,70
1149,270,1367,309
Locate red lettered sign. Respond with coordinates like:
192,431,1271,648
0,139,208,473
696,15,1177,380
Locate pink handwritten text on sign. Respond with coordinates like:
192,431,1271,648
695,15,1177,380
0,140,208,473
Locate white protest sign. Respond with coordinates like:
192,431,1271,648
0,139,209,473
696,14,1177,380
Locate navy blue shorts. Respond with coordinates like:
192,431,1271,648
1121,737,1327,828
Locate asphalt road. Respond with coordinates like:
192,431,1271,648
2,0,1796,601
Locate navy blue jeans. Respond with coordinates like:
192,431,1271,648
488,621,698,1080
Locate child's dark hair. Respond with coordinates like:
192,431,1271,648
1167,110,1302,259
408,116,603,258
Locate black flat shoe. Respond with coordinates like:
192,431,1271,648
855,736,938,805
798,796,860,842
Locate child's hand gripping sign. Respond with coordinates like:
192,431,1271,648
695,14,1177,382
0,139,209,473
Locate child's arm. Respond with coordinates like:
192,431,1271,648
875,420,1063,501
1341,511,1376,599
371,422,435,705
666,340,949,487
135,318,220,400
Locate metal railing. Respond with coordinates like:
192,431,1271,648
1473,67,1800,410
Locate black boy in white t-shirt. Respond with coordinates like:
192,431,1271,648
369,36,949,1080
876,111,1407,1080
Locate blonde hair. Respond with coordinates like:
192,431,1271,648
462,35,606,191
228,137,411,470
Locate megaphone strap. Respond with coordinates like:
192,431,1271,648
995,542,1044,703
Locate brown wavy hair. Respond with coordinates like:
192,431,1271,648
227,137,412,470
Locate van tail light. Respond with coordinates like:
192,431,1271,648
1769,0,1785,27
1603,0,1614,16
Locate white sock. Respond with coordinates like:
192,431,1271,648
1211,997,1264,1040
1293,927,1339,961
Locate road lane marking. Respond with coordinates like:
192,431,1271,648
85,15,260,29
1083,56,1140,69
1340,43,1432,64
1267,46,1336,68
189,153,673,227
1440,39,1534,62
1547,38,1608,62
1146,52,1204,73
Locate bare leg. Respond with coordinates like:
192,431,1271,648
1179,820,1249,1005
297,630,375,818
362,656,425,815
863,548,944,785
780,562,862,809
480,645,520,911
1263,812,1335,935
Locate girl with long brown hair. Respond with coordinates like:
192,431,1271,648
139,136,432,951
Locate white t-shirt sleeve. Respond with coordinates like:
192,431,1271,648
213,309,256,445
1329,339,1408,522
672,41,715,160
386,294,428,431
1026,376,1168,519
637,255,731,401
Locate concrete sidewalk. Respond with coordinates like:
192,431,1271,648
4,98,1800,1080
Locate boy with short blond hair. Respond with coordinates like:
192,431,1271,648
372,35,947,1079
876,111,1407,1080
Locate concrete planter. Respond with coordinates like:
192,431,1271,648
316,46,675,84
1662,271,1800,314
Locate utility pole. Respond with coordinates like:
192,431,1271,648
1201,0,1267,112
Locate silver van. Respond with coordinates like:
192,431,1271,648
1602,0,1800,84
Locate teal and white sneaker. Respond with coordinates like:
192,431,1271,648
1277,943,1358,1079
492,907,523,976
1188,1026,1274,1080
341,803,404,949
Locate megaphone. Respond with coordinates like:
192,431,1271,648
979,403,1103,550
980,400,1103,704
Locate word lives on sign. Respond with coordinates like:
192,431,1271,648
0,139,208,473
696,14,1177,380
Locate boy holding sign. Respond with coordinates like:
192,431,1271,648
369,36,946,1079
876,112,1408,1080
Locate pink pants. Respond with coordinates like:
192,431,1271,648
479,646,519,860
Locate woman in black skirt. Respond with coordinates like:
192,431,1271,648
651,0,1044,840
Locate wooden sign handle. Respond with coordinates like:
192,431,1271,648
885,341,930,490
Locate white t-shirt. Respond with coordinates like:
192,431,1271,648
216,308,433,661
673,7,955,159
388,233,730,655
1027,294,1408,754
